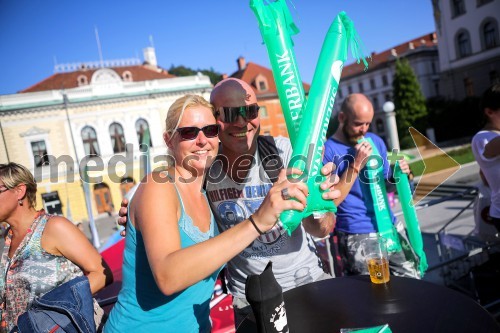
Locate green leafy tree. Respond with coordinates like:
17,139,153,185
168,65,223,85
392,58,428,148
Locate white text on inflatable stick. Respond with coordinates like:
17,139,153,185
276,50,302,121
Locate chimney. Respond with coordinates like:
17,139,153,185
371,51,376,58
237,56,246,71
391,48,397,57
409,42,415,50
143,47,157,67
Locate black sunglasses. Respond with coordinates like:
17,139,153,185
215,104,260,124
175,124,220,140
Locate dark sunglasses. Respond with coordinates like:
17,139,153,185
215,104,260,124
175,124,220,140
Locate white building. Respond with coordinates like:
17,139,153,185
335,33,439,148
0,48,212,222
432,0,500,99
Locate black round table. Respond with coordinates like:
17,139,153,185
237,276,500,333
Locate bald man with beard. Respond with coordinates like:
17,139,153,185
323,93,420,279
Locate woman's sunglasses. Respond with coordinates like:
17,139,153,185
175,124,220,140
215,104,260,124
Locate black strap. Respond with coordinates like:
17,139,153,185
257,136,284,184
203,136,284,190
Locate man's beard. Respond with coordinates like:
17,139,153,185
342,124,359,145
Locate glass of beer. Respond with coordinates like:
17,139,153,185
362,236,390,284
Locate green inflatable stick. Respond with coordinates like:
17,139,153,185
279,12,368,234
250,0,305,144
360,137,401,252
394,162,428,276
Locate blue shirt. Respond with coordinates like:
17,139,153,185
105,188,220,332
323,132,396,234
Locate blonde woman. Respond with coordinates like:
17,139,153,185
0,162,112,332
104,95,309,332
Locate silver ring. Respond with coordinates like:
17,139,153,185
281,188,291,200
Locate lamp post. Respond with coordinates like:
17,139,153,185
63,93,100,248
382,101,400,151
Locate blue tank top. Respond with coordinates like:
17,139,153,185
105,185,220,332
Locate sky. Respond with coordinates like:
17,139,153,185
0,0,436,95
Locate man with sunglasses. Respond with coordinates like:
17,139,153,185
118,78,340,327
206,78,339,326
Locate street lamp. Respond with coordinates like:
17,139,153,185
382,101,395,113
382,101,400,151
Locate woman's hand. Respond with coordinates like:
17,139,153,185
252,168,309,232
117,198,129,237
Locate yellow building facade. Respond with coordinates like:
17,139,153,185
0,59,212,224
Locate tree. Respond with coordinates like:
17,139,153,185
392,58,428,148
168,65,223,85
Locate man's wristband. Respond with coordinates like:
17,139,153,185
248,215,265,235
349,165,360,174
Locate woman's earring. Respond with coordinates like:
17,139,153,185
18,200,23,206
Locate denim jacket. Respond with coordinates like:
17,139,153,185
15,276,95,333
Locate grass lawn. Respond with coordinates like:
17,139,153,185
409,146,475,177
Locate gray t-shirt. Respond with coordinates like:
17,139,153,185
205,136,325,298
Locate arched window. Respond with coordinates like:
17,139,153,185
481,19,499,50
109,122,126,153
81,126,100,156
122,70,133,82
456,30,472,58
136,119,152,148
77,75,88,86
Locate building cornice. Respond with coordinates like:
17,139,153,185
19,126,51,137
0,74,212,113
342,47,438,81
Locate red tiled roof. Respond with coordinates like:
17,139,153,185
21,65,176,93
230,62,310,96
341,32,437,79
